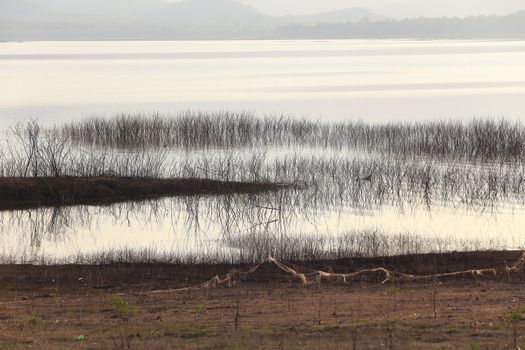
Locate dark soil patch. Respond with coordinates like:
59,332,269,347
1,251,523,293
1,251,525,349
0,176,287,210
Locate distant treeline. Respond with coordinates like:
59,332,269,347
2,7,525,40
278,11,525,39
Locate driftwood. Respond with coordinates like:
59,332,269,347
140,252,525,295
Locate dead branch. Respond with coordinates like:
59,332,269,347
139,252,525,295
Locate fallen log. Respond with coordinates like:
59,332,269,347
137,252,525,295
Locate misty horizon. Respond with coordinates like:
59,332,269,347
1,0,525,41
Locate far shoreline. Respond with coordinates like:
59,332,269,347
1,37,524,43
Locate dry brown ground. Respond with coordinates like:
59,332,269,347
1,252,525,349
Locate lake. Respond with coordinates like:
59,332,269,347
0,39,525,263
1,39,525,128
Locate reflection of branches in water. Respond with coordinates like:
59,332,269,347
1,172,524,264
3,207,78,248
1,170,523,245
95,199,167,228
4,121,525,212
171,152,525,211
1,231,512,265
4,117,525,263
220,230,510,264
1,191,523,263
46,207,72,238
0,189,319,257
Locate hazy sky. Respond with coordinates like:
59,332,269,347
5,0,525,18
181,0,525,17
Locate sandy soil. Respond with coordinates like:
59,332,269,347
1,251,524,349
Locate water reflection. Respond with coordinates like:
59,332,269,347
2,122,525,263
1,39,525,126
1,189,524,263
1,39,525,263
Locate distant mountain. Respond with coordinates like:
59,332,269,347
1,0,523,41
282,7,385,26
159,0,265,24
277,11,525,39
0,0,383,40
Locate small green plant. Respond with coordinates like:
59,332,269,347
195,304,205,314
110,295,138,318
195,303,206,322
18,315,42,328
109,295,139,350
508,305,524,349
468,342,480,350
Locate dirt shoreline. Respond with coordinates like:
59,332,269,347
1,251,525,349
0,176,287,210
2,250,523,291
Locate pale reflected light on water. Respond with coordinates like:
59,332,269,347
1,40,525,126
1,136,525,262
1,39,525,263
0,189,524,263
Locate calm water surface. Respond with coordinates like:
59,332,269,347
1,40,525,126
1,39,525,262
